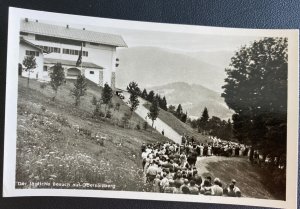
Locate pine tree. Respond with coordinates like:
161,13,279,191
176,104,183,118
127,81,141,96
129,91,140,116
168,105,176,113
101,83,113,110
200,107,209,123
155,94,162,107
50,63,65,101
161,96,168,111
147,90,155,103
147,99,159,127
70,74,87,106
141,89,148,99
180,112,187,123
197,107,209,133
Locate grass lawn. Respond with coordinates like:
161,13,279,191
197,156,284,200
16,77,170,191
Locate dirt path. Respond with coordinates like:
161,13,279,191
195,156,239,176
123,92,182,143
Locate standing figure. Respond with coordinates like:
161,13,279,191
208,145,212,156
199,144,204,157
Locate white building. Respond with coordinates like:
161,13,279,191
19,37,45,79
19,19,127,88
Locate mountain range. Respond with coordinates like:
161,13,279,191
116,47,234,93
115,46,234,119
149,82,233,120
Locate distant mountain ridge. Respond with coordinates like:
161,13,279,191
116,47,230,93
148,82,233,120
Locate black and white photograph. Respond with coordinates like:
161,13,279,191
3,7,299,209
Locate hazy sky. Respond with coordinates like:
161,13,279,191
42,19,261,53
80,25,261,52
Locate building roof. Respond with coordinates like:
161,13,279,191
20,37,47,53
21,20,127,47
44,58,104,69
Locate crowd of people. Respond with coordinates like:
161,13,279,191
140,136,242,197
183,135,282,168
208,136,285,168
206,136,250,157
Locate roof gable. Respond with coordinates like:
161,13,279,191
20,37,46,52
20,20,127,48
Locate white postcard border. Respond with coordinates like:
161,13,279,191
3,7,299,209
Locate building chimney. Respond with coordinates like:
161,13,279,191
25,18,28,22
66,25,69,29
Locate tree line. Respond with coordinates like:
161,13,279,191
187,107,233,141
130,82,190,126
168,104,188,123
126,82,161,127
139,87,168,111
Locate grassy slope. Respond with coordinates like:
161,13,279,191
201,157,281,200
16,77,170,191
144,103,209,143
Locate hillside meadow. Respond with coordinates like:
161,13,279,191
16,77,170,191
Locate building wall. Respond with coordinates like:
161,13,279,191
99,70,104,87
111,71,116,89
19,43,44,80
84,68,102,84
21,35,117,87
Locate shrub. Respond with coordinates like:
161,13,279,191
18,104,32,116
143,122,148,130
109,103,114,109
121,113,130,128
91,96,98,106
93,104,105,119
40,105,46,112
136,124,141,130
40,82,47,89
56,114,69,127
79,127,92,137
106,110,112,119
115,103,120,111
70,74,87,106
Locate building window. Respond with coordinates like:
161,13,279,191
62,48,88,57
20,32,28,36
43,66,48,72
90,42,99,46
83,51,88,57
25,50,39,56
90,71,94,74
37,45,61,53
